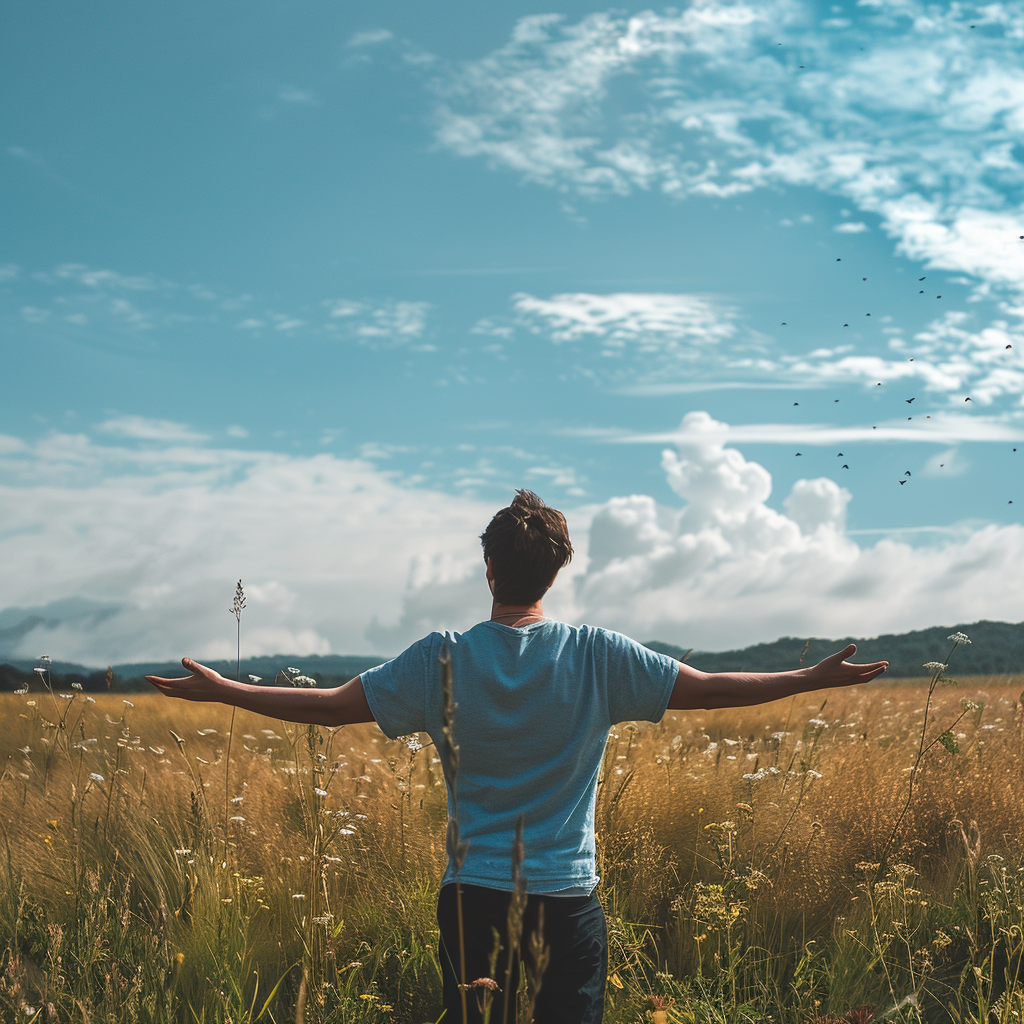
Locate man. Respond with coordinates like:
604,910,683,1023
148,489,887,1024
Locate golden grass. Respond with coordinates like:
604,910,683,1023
1,674,1022,1022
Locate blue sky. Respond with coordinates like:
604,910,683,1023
1,0,1022,664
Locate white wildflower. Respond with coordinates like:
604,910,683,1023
923,661,945,672
292,893,306,900
14,687,28,695
808,718,829,729
314,788,328,798
122,699,134,708
89,773,105,783
197,728,218,736
286,666,301,674
231,795,244,804
229,816,246,823
805,769,823,779
947,632,972,645
248,674,262,683
174,848,192,855
34,667,47,677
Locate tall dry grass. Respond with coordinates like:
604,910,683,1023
1,670,1022,1022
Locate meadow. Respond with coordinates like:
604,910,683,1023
1,660,1022,1023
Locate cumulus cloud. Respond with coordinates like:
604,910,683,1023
2,414,1021,661
571,411,1023,649
433,3,1024,297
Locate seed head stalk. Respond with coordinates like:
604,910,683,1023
878,632,972,874
224,579,245,863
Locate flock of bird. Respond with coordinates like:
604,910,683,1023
781,249,1019,508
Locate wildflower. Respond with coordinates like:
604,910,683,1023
286,666,301,674
805,769,823,779
85,696,96,703
174,848,192,855
89,773,105,783
960,698,982,712
248,674,262,683
229,816,246,823
808,718,829,728
18,746,31,755
14,687,28,695
314,788,328,798
292,893,306,900
197,728,218,736
34,667,47,677
401,733,424,753
231,795,244,804
947,632,972,644
123,699,134,708
293,674,317,687
923,661,945,672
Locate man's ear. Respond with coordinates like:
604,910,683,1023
485,557,495,594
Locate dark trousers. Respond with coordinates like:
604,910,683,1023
436,882,607,1024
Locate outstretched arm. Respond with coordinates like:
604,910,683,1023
146,658,375,727
667,644,887,711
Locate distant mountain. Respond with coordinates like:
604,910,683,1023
1,619,1020,693
644,619,1023,679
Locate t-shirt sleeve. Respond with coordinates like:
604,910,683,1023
359,635,435,739
601,629,679,725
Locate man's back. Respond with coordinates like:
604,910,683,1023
361,618,678,892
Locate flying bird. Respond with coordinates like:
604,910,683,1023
844,323,849,327
837,452,843,456
904,471,911,477
919,277,926,281
842,464,849,469
899,479,906,485
906,398,915,403
796,452,802,456
793,402,799,406
937,295,942,299
965,397,972,402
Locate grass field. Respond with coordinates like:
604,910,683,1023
2,669,1022,1023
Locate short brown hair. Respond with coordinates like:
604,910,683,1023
480,490,573,605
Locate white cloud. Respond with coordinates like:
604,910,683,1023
485,291,1024,400
434,3,1024,297
570,411,1023,648
278,86,317,105
509,292,736,352
834,221,869,233
0,429,495,664
348,29,394,47
2,416,1020,661
97,416,210,443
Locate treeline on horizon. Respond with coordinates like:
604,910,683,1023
1,618,1020,694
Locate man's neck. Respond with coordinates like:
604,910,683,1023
489,598,546,627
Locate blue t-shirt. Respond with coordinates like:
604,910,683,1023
360,620,679,894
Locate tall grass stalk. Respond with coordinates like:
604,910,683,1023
224,580,246,865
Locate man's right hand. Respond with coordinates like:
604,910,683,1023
146,658,228,702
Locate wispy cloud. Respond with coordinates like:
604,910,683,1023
97,416,210,443
479,290,1024,400
433,3,1024,297
567,411,1024,446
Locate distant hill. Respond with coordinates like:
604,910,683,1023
0,653,388,694
645,619,1023,679
1,619,1020,694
